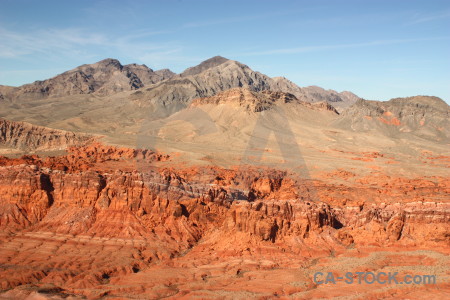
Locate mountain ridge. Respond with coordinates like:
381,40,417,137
0,58,175,100
334,95,450,141
0,56,447,148
0,56,360,114
2,56,447,112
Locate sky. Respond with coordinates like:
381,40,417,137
1,0,449,102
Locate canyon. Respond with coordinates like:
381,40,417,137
0,57,449,299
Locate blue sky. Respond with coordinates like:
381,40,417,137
1,0,449,102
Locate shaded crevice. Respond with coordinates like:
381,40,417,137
270,223,279,243
40,173,54,207
396,212,406,241
132,266,140,273
180,204,190,218
332,217,344,230
98,174,107,195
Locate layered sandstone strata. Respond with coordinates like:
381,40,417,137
0,145,448,298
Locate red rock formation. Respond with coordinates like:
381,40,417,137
0,144,448,298
0,165,53,231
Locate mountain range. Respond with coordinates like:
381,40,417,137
0,56,448,158
0,56,359,112
0,55,447,171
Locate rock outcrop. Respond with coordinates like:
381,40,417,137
0,118,91,152
0,147,448,243
334,96,450,141
190,88,340,114
191,88,298,112
301,85,360,112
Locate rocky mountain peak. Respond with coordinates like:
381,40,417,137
124,63,154,72
95,58,122,68
76,58,124,74
181,55,230,77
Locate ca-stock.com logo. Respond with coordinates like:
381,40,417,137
313,272,437,285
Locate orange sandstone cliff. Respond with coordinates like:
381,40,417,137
0,143,448,299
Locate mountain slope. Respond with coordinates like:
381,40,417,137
136,88,342,168
333,96,450,142
301,86,360,112
131,59,281,118
133,57,360,119
0,118,91,153
124,63,175,86
1,56,362,124
191,88,339,113
133,59,301,118
180,55,229,77
1,59,175,101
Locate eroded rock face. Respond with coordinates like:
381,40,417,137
0,146,448,299
1,144,448,241
1,153,448,242
190,88,340,114
300,85,360,112
0,142,169,172
335,96,450,140
0,119,91,152
0,165,52,230
191,88,295,112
